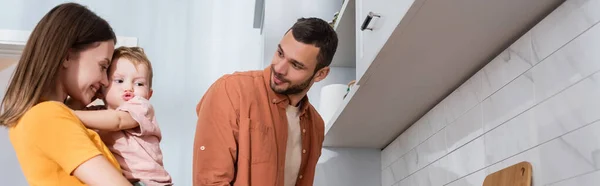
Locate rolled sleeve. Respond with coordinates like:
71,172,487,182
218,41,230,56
193,78,239,186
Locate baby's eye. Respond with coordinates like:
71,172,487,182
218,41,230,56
114,79,124,83
135,82,145,86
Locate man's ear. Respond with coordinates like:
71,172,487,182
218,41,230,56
313,66,330,83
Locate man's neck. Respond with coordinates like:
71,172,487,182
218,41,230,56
287,93,306,107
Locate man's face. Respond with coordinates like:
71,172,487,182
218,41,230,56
270,31,329,95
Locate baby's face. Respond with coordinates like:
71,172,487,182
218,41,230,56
103,58,152,109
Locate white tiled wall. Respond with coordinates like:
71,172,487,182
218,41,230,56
381,0,600,185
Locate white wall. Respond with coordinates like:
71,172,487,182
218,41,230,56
0,1,263,185
0,64,26,185
314,148,381,186
262,0,344,67
381,0,600,185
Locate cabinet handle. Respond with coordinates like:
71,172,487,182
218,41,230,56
360,12,381,31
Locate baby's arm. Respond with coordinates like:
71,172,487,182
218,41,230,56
74,110,139,131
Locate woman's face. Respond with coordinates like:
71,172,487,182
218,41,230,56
61,41,115,105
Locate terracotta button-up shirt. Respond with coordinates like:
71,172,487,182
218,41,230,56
193,67,325,186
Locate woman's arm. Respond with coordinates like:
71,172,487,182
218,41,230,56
73,155,132,186
25,102,133,185
74,110,139,131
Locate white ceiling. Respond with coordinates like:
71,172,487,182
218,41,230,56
324,0,565,148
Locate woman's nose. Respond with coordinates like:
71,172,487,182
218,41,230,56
100,75,109,87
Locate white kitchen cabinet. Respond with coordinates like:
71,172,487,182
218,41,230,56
355,0,416,83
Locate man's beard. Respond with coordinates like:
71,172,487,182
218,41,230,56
270,68,314,95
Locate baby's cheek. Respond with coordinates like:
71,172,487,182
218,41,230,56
135,88,151,99
104,90,123,104
104,89,119,99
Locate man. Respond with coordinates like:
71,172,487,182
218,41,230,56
193,17,338,186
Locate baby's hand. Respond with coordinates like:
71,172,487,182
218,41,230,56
125,96,147,105
118,96,154,118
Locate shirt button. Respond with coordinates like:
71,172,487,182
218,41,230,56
302,149,306,154
299,175,303,179
302,129,306,133
272,99,277,103
200,146,206,151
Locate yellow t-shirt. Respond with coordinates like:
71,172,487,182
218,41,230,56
9,101,121,186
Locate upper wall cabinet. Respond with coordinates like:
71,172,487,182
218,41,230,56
355,0,415,83
330,0,356,68
324,0,565,148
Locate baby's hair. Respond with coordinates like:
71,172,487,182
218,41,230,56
112,46,154,88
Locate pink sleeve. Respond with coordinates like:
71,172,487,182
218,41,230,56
116,96,158,136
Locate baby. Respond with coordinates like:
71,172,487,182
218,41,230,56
72,46,172,186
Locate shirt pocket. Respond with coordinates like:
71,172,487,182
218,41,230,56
241,117,274,164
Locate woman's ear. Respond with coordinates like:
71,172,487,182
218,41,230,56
63,49,75,68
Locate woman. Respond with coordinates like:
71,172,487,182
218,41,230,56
0,3,132,186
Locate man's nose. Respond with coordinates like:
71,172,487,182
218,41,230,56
273,59,289,75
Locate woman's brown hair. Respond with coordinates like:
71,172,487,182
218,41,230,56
0,3,117,127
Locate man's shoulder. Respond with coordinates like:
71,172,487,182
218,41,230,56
218,69,263,82
215,69,265,89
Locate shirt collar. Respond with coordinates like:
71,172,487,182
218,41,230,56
262,66,310,116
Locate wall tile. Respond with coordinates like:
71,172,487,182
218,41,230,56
417,128,447,169
445,137,486,182
446,169,486,186
479,47,533,100
532,22,600,102
548,170,600,186
531,0,600,62
446,104,483,152
482,75,535,132
382,167,395,186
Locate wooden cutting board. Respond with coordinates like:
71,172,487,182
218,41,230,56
483,161,532,186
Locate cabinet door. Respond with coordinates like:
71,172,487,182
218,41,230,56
355,0,416,83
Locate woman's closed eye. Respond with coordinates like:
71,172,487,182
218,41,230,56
100,65,108,72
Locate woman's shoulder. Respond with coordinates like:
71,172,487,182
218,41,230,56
13,101,84,139
29,101,72,113
20,101,77,123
